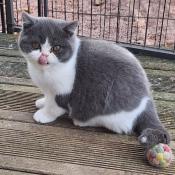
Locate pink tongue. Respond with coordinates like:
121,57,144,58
38,55,48,65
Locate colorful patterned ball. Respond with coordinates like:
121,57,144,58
146,143,174,168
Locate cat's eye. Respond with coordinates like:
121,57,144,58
32,42,40,50
50,46,60,54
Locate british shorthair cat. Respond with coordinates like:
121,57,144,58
18,12,170,148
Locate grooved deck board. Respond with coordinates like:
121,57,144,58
0,76,33,86
0,119,174,175
0,83,40,93
0,155,143,175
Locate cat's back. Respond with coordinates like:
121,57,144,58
77,37,147,81
78,38,137,64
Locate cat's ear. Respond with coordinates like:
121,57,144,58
22,12,36,29
63,21,78,36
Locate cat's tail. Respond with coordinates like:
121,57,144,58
133,99,170,149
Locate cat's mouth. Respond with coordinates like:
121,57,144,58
38,60,49,65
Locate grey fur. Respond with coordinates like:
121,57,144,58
68,38,150,120
19,13,170,148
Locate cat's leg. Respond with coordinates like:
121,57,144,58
33,94,66,123
35,97,45,108
133,100,170,149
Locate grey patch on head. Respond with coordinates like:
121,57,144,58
18,12,78,62
22,12,37,29
63,21,78,36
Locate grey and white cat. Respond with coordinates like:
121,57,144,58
18,12,170,148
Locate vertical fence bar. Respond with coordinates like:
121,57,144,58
64,0,66,20
108,0,112,39
130,0,136,43
116,0,121,42
126,0,132,42
5,0,14,34
102,0,107,38
154,0,161,47
38,0,47,17
15,0,18,25
90,0,93,37
99,0,102,37
44,0,48,17
136,0,141,42
73,0,74,20
0,0,5,33
55,0,58,18
164,0,171,47
77,0,80,34
81,0,83,36
144,0,151,46
51,0,54,17
38,0,42,16
27,0,30,13
158,0,166,48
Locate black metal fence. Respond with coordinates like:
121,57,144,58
0,0,175,57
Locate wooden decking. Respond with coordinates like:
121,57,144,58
0,34,174,175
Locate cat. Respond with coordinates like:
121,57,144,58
18,12,170,148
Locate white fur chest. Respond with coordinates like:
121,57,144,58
28,59,76,96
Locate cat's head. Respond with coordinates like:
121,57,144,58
18,12,78,67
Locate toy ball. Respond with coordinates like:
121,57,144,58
146,143,174,168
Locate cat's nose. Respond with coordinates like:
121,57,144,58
41,53,49,57
38,53,49,65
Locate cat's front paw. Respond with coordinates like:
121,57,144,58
35,97,45,108
33,109,58,123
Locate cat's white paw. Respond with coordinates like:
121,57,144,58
33,109,58,123
140,136,147,143
35,98,45,108
73,119,89,127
